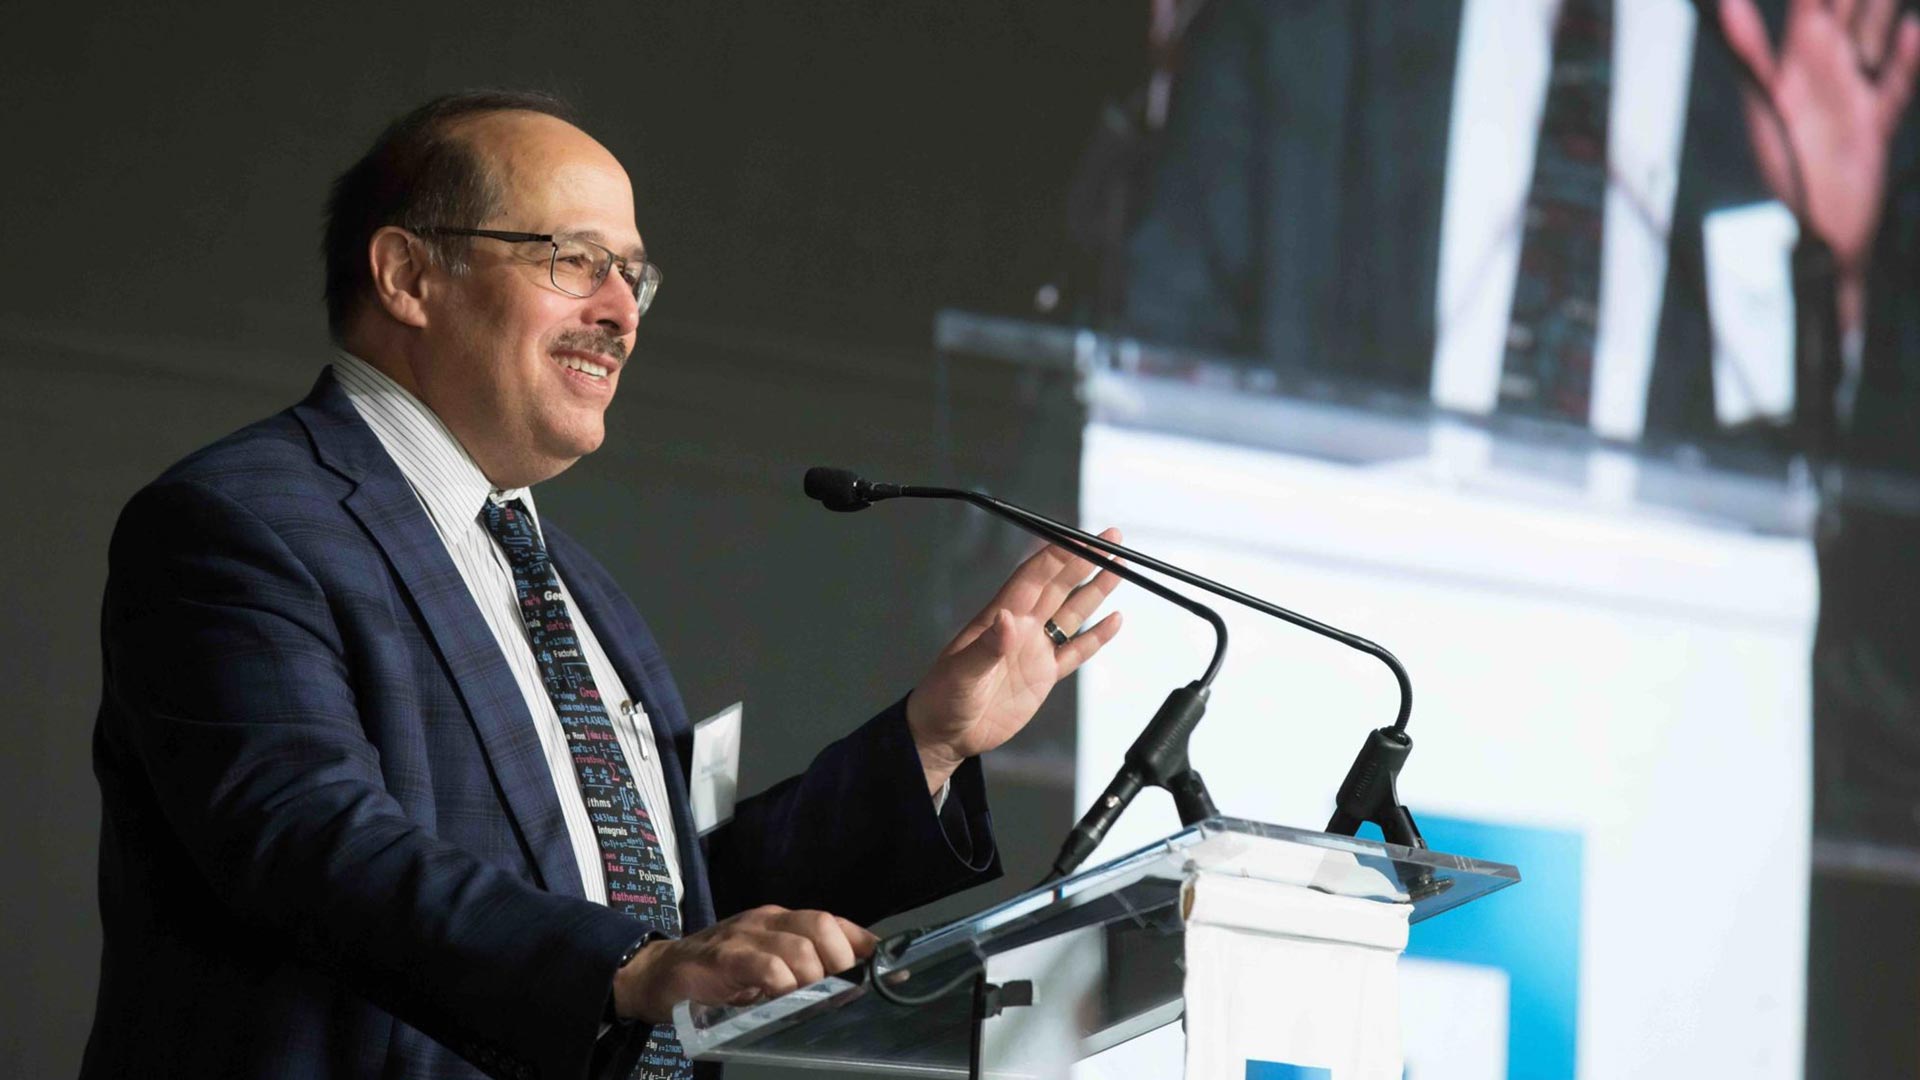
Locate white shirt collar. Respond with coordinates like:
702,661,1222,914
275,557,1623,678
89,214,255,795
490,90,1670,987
330,349,538,546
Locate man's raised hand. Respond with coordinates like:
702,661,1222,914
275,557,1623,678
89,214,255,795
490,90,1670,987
904,529,1126,794
1720,0,1920,329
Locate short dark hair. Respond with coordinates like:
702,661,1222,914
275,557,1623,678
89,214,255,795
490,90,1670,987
322,90,579,339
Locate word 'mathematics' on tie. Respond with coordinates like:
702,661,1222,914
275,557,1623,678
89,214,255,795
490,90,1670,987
1500,0,1613,423
478,497,691,1080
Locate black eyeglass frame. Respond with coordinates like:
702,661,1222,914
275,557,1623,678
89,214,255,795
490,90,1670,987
417,226,661,314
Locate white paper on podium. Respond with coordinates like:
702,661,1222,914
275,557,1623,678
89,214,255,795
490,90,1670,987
1182,873,1410,1080
690,702,741,836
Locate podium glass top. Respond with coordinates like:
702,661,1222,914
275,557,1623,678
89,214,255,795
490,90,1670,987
678,817,1518,1075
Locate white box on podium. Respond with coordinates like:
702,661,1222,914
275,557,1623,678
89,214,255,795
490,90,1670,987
1183,872,1410,1080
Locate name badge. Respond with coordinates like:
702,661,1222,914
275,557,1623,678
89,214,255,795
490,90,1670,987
691,702,742,835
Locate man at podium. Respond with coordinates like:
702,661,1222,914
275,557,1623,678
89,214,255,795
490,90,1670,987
81,91,1123,1080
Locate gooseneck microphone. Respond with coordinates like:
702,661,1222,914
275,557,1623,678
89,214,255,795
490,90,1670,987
805,466,1430,879
803,467,903,511
806,467,1227,880
803,470,1412,727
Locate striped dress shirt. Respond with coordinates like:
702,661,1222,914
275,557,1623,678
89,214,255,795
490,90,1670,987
332,350,683,904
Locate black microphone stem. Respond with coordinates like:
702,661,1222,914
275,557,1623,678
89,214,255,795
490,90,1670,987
962,500,1229,687
877,487,1230,881
897,484,1431,862
904,486,1414,732
811,466,1427,880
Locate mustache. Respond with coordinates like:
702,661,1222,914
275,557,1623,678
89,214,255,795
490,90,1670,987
551,329,629,364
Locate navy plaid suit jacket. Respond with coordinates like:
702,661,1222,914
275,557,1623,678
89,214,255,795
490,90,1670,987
83,370,999,1080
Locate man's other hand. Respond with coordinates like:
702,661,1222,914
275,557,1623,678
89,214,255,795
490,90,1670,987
612,905,879,1024
904,528,1125,794
1721,0,1920,331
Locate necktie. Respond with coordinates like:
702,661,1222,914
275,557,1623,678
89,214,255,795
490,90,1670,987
1500,0,1613,422
478,497,692,1080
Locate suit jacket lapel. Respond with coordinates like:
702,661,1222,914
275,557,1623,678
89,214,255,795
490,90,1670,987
292,370,586,900
547,537,718,931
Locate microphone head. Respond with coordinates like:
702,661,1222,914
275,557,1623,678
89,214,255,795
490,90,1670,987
803,466,871,512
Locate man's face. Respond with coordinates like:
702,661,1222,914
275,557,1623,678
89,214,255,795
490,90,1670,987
411,111,646,489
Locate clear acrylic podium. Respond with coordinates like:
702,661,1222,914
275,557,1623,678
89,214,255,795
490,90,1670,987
674,817,1519,1078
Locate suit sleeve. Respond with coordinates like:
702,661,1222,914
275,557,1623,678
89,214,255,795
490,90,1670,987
99,479,640,1080
701,697,1001,925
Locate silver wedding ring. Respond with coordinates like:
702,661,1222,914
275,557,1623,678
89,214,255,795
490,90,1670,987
1043,619,1070,647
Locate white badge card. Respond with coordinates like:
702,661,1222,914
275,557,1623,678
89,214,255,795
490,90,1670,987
1704,200,1798,427
691,702,742,836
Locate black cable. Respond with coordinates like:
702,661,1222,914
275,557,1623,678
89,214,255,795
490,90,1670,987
866,958,984,1008
898,487,1231,685
1031,516,1230,687
863,934,986,1008
949,490,1415,731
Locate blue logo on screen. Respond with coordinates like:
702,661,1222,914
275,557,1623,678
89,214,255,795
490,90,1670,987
1368,814,1582,1080
1245,1063,1332,1080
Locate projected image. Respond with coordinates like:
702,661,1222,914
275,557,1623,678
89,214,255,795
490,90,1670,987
1026,1,1920,1076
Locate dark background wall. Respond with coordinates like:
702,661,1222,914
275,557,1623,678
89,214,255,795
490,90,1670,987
0,3,1140,1075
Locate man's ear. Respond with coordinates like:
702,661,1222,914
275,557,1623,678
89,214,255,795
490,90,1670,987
368,226,432,329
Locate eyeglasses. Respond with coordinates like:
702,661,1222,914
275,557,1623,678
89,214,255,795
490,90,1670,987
418,227,662,316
